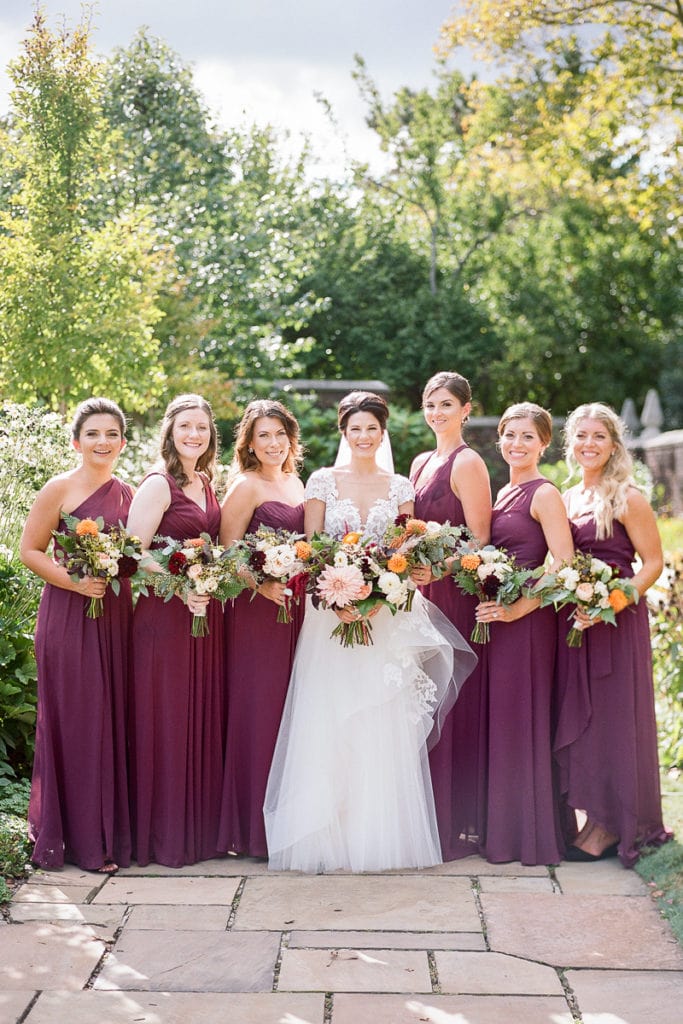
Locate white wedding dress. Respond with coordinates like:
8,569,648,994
264,468,477,872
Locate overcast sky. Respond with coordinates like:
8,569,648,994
0,1,473,174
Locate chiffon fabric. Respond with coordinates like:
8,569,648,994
411,446,488,859
264,469,477,872
29,479,133,870
554,513,671,867
129,472,225,867
218,500,305,857
483,478,565,865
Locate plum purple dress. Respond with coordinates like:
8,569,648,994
130,472,225,867
29,478,133,870
554,513,671,867
218,500,305,857
483,477,564,865
411,446,488,860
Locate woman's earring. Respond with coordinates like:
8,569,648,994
248,447,254,454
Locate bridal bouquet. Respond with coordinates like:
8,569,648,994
532,550,639,647
227,527,312,623
54,514,144,618
308,530,416,647
383,514,473,587
151,534,243,636
450,543,540,644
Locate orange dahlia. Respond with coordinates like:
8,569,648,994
295,540,312,560
184,537,205,547
405,518,428,535
460,553,481,571
608,588,630,612
387,553,408,573
342,532,362,545
75,518,99,537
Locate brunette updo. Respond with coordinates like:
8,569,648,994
70,397,126,440
422,371,472,408
337,391,389,433
497,402,553,447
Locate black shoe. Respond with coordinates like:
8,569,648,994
565,842,619,862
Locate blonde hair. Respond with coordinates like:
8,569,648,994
564,403,635,539
497,402,553,447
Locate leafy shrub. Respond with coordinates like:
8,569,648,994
0,811,31,878
650,552,683,769
0,549,41,780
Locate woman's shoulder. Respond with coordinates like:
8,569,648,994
304,465,335,500
390,473,414,502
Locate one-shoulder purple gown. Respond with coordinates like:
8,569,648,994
218,501,305,857
484,478,564,865
554,513,671,866
29,478,133,870
412,446,487,860
130,473,225,867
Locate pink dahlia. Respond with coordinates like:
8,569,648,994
316,564,366,607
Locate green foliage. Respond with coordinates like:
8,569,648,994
650,553,683,769
0,549,40,781
0,776,31,817
0,811,31,879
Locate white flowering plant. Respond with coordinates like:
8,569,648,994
531,550,639,646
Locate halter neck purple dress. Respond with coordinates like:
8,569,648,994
218,500,305,857
484,478,564,865
554,513,671,866
411,446,487,859
129,472,225,867
29,478,133,870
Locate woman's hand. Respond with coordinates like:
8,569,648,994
73,576,107,599
335,604,381,624
258,579,289,606
476,600,513,624
186,592,210,615
573,608,596,630
411,565,433,586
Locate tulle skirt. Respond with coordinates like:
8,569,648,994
264,592,477,872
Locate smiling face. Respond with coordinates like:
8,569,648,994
73,414,125,467
343,410,384,460
250,415,291,468
569,417,616,473
498,416,546,471
171,407,212,465
422,386,470,439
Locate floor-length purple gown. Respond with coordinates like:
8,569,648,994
218,501,305,857
130,472,225,867
412,446,487,860
484,478,564,865
554,513,671,867
29,478,133,870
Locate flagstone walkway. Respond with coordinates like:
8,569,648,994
1,854,682,1023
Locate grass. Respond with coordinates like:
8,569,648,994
635,770,683,945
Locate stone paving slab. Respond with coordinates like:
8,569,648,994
234,875,480,931
27,867,105,886
94,875,241,905
11,882,100,904
330,993,574,1023
278,947,433,993
482,892,683,969
24,990,325,1024
125,904,230,930
116,856,270,877
556,860,650,895
435,951,563,995
95,929,280,992
477,874,554,893
0,990,35,1022
289,930,487,950
422,856,551,876
567,968,683,1024
0,922,105,991
9,901,125,939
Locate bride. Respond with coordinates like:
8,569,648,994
264,391,477,872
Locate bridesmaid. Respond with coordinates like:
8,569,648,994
217,400,305,857
410,371,491,859
554,403,671,866
20,397,132,873
476,402,574,865
127,394,225,867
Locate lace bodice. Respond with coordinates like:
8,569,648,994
305,467,414,541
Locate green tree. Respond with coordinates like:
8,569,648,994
0,9,167,414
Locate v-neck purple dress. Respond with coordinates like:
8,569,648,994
129,472,225,867
483,478,564,865
554,512,671,866
218,500,305,857
29,478,133,870
411,446,487,860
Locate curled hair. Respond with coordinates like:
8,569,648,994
564,403,635,539
337,391,389,433
422,371,472,408
159,394,218,486
498,402,553,447
232,399,303,475
71,397,126,440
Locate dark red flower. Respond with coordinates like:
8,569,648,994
118,555,139,579
481,575,501,599
168,551,188,575
249,550,267,571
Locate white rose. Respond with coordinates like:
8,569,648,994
575,582,594,602
479,547,500,564
264,545,297,578
590,557,611,577
202,576,219,593
186,563,204,581
557,567,580,590
333,551,349,568
594,581,609,598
